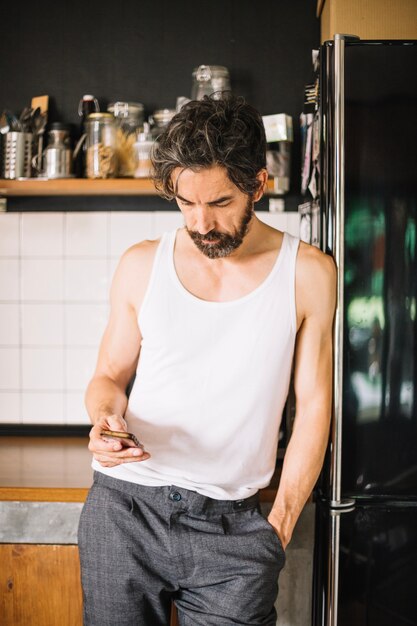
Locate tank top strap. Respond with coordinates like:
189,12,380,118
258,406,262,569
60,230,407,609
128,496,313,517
138,230,175,326
276,231,300,334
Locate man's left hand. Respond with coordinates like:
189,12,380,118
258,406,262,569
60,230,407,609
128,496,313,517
267,510,291,551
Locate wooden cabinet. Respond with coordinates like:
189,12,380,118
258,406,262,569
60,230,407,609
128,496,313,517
0,544,179,626
0,544,82,626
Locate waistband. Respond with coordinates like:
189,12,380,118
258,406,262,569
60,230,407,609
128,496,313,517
93,471,260,514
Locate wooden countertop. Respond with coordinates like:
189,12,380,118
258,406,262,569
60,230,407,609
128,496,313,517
0,436,280,503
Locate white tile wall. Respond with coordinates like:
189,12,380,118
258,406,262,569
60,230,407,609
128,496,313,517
65,259,108,302
21,259,64,301
0,210,300,425
0,304,19,345
66,347,98,392
22,392,64,424
0,392,20,423
22,348,64,390
66,213,109,257
0,259,20,300
65,304,108,347
153,211,184,238
0,213,19,256
21,304,64,346
0,348,20,390
65,391,89,425
109,212,154,257
21,213,64,257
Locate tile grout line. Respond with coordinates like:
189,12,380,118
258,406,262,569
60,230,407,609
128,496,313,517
63,212,67,425
18,213,23,424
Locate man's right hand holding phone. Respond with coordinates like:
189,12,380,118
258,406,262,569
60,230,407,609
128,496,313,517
89,414,150,468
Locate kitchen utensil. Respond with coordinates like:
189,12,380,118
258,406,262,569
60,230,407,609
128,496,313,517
19,107,33,133
1,110,21,133
31,95,49,176
30,106,41,130
2,132,33,178
0,111,10,134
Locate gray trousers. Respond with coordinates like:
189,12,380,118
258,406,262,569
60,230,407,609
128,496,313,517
78,472,285,626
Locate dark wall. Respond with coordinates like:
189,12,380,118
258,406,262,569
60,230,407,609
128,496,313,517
1,0,319,210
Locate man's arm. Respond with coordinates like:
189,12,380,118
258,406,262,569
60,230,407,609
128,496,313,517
268,246,336,549
85,241,157,467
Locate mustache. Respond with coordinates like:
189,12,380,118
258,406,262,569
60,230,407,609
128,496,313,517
188,230,233,242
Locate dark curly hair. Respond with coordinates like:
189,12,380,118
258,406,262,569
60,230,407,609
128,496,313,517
151,95,267,200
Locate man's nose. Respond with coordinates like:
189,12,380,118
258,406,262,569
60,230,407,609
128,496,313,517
193,207,215,235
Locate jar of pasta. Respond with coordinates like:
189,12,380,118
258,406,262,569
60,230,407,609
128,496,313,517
86,113,117,179
108,101,144,177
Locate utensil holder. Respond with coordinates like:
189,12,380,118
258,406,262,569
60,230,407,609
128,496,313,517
2,132,33,178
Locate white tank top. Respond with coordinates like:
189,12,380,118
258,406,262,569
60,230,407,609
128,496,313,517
93,228,300,499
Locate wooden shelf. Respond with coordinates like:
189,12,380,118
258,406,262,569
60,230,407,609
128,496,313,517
0,178,158,196
0,177,276,197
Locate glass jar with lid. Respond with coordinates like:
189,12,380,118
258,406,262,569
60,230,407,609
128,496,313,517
85,113,117,179
108,101,144,176
133,122,154,178
191,65,231,100
149,108,176,140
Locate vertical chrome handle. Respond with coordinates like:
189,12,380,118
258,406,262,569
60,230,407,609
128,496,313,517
327,511,341,626
330,33,346,508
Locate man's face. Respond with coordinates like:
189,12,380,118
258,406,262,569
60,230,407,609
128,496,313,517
173,165,255,259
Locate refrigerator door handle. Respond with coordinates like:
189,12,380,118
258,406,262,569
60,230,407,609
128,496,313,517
327,509,340,626
330,33,358,510
327,505,355,626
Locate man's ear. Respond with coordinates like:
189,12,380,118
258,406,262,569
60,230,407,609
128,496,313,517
253,169,269,202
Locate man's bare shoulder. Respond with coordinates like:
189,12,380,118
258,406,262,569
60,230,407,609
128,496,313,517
120,238,160,264
111,238,161,311
296,241,336,322
297,241,336,279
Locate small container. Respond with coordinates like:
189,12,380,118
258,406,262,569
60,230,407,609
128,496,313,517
108,101,144,177
191,65,231,100
108,101,144,133
76,94,100,177
2,132,33,179
85,113,116,179
133,123,154,178
149,108,176,140
33,123,73,178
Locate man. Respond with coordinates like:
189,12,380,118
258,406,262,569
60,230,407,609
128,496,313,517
78,95,336,626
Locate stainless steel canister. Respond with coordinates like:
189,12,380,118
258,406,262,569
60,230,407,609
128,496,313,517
33,123,73,178
2,132,33,178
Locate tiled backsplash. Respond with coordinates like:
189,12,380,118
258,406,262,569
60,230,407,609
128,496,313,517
0,210,300,426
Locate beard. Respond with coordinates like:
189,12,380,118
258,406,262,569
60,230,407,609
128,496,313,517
186,197,254,259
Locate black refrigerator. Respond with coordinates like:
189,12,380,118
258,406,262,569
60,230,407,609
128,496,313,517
312,36,417,626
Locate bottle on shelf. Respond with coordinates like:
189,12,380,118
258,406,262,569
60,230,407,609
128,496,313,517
74,95,100,177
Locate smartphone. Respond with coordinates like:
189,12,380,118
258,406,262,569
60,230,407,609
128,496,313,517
100,429,144,449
